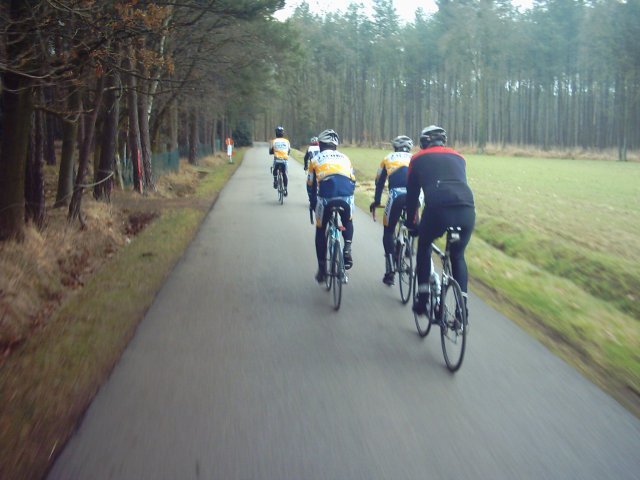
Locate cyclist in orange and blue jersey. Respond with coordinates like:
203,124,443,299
269,126,291,196
369,135,413,286
307,129,356,283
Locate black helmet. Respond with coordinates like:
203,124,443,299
419,125,446,148
318,129,340,146
275,126,285,137
392,135,413,152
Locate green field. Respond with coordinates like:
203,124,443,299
341,147,640,412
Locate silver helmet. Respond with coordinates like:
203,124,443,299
419,125,446,148
392,135,413,152
318,129,340,146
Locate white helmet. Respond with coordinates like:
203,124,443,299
318,129,340,146
392,135,413,152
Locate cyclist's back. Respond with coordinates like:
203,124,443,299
370,135,413,285
303,137,320,171
307,129,356,282
406,125,475,316
269,126,290,196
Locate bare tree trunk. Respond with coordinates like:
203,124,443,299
211,114,219,154
138,87,155,189
126,44,144,193
68,76,105,225
25,93,46,228
147,12,172,119
188,108,198,165
0,0,35,241
169,99,179,152
44,86,57,166
94,67,121,201
137,38,155,190
55,88,80,208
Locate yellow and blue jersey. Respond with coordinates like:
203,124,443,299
270,137,290,160
307,150,356,202
374,151,411,204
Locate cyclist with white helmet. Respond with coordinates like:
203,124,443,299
307,129,356,282
369,135,413,286
303,136,320,171
269,126,291,196
406,125,475,316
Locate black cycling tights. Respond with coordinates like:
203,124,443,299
416,206,475,293
315,200,353,266
383,195,406,255
273,163,288,187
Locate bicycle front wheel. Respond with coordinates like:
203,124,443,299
413,271,431,337
331,239,343,310
440,278,467,372
398,236,413,304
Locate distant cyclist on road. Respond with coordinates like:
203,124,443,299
307,129,356,283
270,126,291,196
406,125,475,316
303,136,320,171
369,135,413,286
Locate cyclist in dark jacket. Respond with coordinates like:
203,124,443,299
406,125,475,316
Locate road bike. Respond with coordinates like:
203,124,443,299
372,205,414,304
324,206,348,310
413,226,468,372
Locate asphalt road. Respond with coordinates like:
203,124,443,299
48,144,640,480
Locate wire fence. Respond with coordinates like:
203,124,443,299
121,145,213,186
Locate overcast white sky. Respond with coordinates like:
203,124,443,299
275,0,534,24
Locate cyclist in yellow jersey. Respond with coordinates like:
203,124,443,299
369,135,413,285
269,126,291,196
307,129,356,282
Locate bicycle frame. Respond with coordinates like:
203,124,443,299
431,229,459,311
395,209,412,264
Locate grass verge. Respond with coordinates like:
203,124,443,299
0,152,243,480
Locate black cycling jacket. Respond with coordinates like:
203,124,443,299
406,145,475,225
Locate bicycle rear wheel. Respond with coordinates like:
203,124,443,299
398,236,413,304
413,271,432,337
277,172,284,204
331,238,343,310
440,278,467,372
